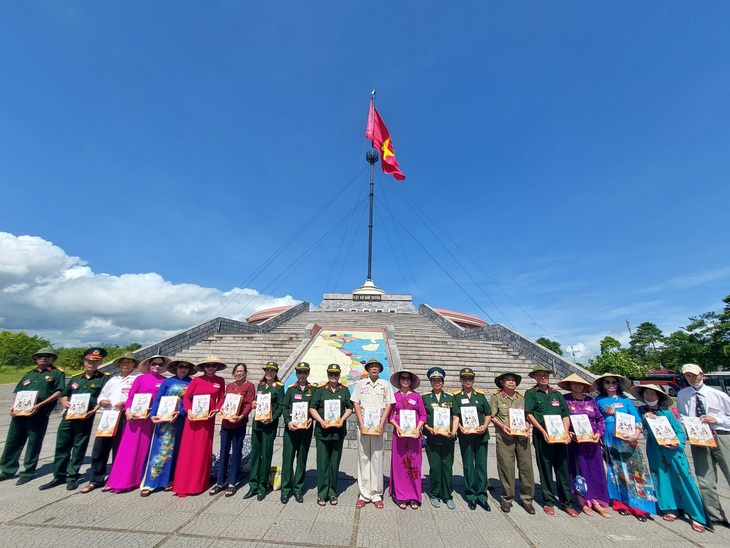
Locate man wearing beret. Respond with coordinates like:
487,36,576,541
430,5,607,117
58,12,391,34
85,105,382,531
0,347,65,485
352,357,395,509
279,362,316,504
453,367,492,511
39,347,110,491
422,367,459,509
524,365,576,517
677,363,730,527
489,371,535,514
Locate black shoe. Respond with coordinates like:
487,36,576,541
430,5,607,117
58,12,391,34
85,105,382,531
243,490,256,499
295,494,304,503
468,501,477,510
524,502,536,515
256,493,265,501
66,479,79,491
479,500,491,512
0,473,14,481
501,501,511,513
39,478,65,491
280,494,290,504
16,476,33,486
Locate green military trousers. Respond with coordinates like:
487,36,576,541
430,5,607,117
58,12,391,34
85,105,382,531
458,435,489,503
425,438,455,502
532,435,572,508
249,426,277,495
0,413,51,478
52,417,95,481
280,427,313,497
315,437,344,500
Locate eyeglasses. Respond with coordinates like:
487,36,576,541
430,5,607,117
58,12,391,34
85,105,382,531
36,355,53,359
296,371,308,375
177,364,191,369
204,364,217,369
603,380,618,385
150,362,164,367
328,373,340,377
400,376,411,381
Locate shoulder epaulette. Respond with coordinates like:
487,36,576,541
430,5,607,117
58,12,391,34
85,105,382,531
444,391,453,397
71,372,84,378
289,382,298,388
474,389,484,395
56,367,65,373
493,389,501,395
102,371,110,376
275,381,283,386
516,391,523,397
453,389,462,395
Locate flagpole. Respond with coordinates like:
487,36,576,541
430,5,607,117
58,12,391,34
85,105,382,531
365,90,378,282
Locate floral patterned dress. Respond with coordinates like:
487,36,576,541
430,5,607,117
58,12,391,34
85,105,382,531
388,391,427,504
140,375,191,491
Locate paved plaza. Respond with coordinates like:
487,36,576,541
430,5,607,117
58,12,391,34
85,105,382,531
0,385,728,548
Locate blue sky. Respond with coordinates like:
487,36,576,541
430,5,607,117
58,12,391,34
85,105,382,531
1,2,729,361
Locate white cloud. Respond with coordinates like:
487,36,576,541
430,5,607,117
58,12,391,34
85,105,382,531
0,232,300,347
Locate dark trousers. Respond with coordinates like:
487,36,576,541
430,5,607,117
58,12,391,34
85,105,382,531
88,413,126,485
533,435,572,508
53,417,95,481
280,427,313,497
0,413,51,477
249,426,276,494
316,437,344,500
425,438,455,502
458,435,488,503
217,425,247,487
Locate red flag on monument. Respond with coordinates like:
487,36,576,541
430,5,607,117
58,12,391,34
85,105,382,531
366,103,406,181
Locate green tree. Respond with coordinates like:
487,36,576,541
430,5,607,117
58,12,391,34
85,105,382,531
589,336,647,379
536,337,563,356
0,331,52,370
628,322,665,369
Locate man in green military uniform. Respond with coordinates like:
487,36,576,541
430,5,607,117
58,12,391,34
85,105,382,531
489,371,535,514
453,367,492,511
39,347,110,491
309,364,353,505
279,362,316,504
524,365,577,517
0,347,65,485
422,367,459,509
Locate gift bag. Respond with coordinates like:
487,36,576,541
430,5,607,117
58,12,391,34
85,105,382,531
269,466,282,490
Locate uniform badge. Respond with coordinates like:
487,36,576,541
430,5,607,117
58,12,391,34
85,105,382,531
23,379,31,386
71,382,79,389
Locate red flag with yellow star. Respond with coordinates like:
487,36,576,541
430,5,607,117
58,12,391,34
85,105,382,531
366,103,406,181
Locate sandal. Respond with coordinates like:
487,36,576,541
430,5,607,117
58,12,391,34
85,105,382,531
225,486,236,497
80,484,96,494
330,498,338,506
398,502,407,510
691,521,706,533
317,498,327,506
140,489,152,497
662,514,677,522
617,509,629,516
101,486,114,493
582,505,594,516
635,514,648,522
209,485,225,496
410,501,419,510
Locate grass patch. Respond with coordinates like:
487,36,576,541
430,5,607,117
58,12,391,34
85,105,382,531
0,366,85,386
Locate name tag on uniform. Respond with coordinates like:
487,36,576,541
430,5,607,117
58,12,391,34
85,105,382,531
408,398,416,405
213,384,220,389
709,407,720,414
361,386,371,394
71,382,78,389
551,400,560,407
294,393,303,400
461,398,469,404
613,402,624,409
23,379,30,386
257,391,263,396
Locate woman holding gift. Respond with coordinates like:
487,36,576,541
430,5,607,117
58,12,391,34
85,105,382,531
171,356,226,497
388,369,427,510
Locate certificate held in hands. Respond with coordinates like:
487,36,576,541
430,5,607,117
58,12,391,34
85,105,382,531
544,415,568,443
96,410,121,437
292,402,310,429
156,396,179,421
361,406,382,434
219,393,242,421
682,416,717,448
614,412,636,441
399,409,418,437
189,394,211,421
460,406,480,433
645,414,680,446
254,393,272,421
324,400,342,427
433,408,451,435
570,414,594,442
509,408,528,437
11,391,38,416
130,393,153,418
66,393,91,419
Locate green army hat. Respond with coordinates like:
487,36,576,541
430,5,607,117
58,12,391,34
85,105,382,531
494,371,522,388
32,347,58,360
263,361,279,371
459,367,476,378
295,361,310,372
327,363,342,374
528,365,552,378
112,352,139,368
364,357,383,372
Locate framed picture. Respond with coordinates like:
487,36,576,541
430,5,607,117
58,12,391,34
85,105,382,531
682,416,717,448
460,406,480,433
509,408,528,437
66,393,91,420
433,407,451,434
130,393,153,419
570,413,594,442
11,390,38,416
254,393,272,421
544,414,568,443
324,399,342,427
361,406,382,434
399,409,418,437
614,412,636,441
156,396,179,422
645,414,680,446
95,410,121,437
219,393,242,421
291,401,310,429
189,394,211,421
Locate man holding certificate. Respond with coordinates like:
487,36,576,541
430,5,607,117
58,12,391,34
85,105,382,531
0,347,65,485
279,362,316,504
352,357,395,509
524,365,576,517
453,367,492,511
489,371,535,514
40,348,109,491
310,364,353,505
677,363,730,528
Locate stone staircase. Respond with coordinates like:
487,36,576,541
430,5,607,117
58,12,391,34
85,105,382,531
172,310,538,393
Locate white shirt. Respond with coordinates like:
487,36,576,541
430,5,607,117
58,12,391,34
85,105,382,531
351,377,396,409
676,383,730,432
98,372,140,408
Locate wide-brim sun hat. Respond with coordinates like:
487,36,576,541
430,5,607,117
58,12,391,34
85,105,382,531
365,357,384,372
494,371,522,389
390,370,421,390
557,373,593,392
32,347,58,360
139,355,172,371
167,359,195,374
112,352,139,369
528,365,552,378
591,373,632,393
629,384,674,408
196,356,227,372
